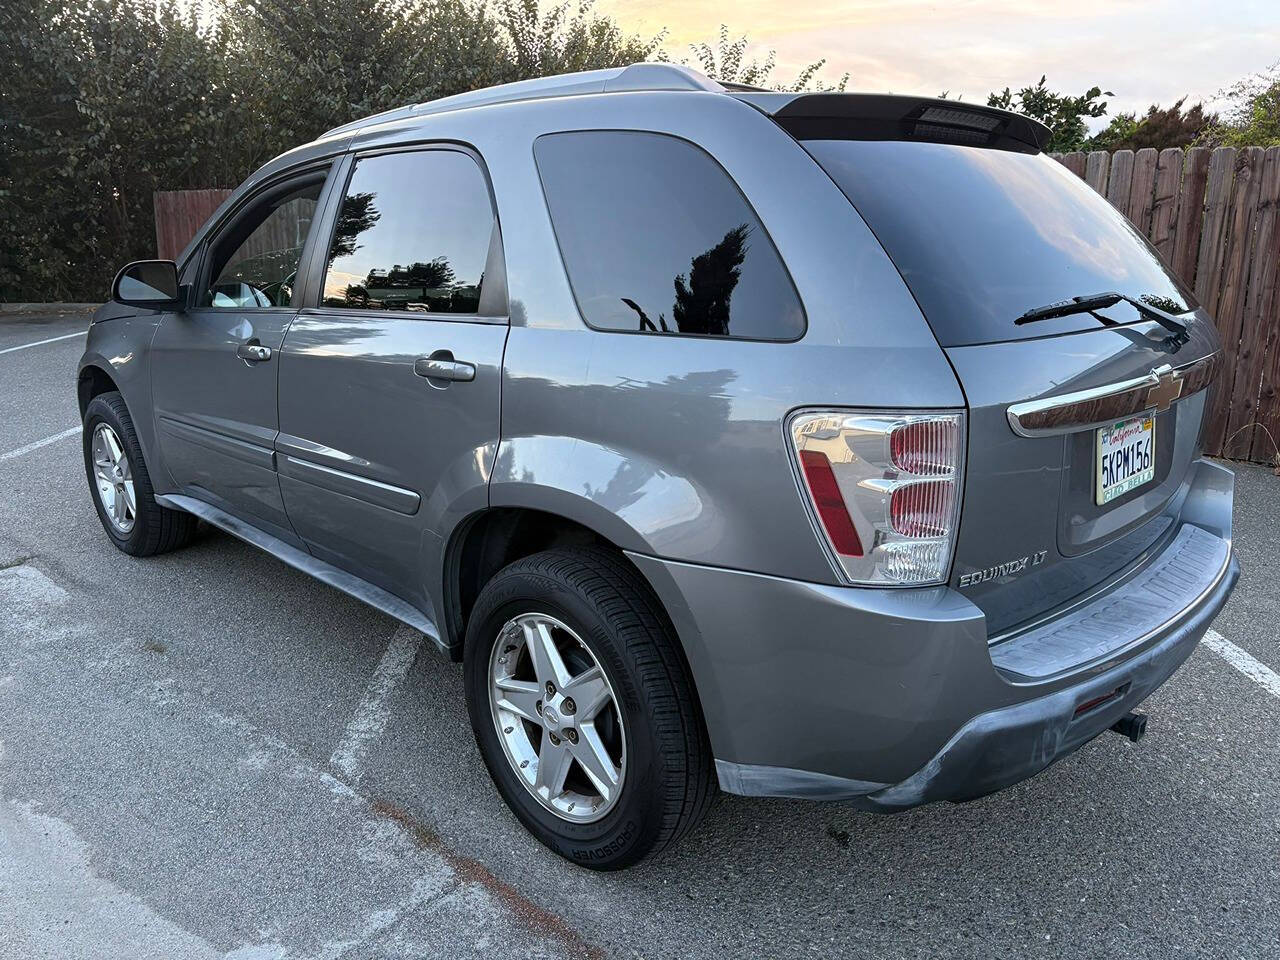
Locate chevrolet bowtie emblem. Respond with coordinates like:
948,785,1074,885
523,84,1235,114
1146,365,1184,413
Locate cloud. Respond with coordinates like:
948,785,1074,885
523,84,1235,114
598,0,1278,118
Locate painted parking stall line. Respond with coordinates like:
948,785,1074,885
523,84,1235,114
0,426,81,463
329,623,425,779
1202,628,1280,700
0,331,85,355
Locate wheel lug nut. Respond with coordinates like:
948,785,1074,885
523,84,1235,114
562,697,576,715
548,733,561,745
535,700,543,714
566,729,578,744
545,681,555,697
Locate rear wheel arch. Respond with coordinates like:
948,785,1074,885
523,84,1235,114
444,508,610,658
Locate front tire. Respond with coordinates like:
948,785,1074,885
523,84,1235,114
82,391,197,556
464,548,715,869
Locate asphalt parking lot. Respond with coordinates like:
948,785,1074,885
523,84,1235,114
2,308,1279,959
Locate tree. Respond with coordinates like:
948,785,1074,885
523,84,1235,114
1089,97,1217,151
685,25,848,92
496,0,663,79
0,0,257,300
672,224,749,336
987,76,1111,153
1199,63,1280,148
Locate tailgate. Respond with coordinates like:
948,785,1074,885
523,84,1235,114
946,319,1220,635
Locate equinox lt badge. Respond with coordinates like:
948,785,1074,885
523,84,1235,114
959,550,1048,587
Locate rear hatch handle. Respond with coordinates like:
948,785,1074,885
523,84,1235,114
1006,353,1219,437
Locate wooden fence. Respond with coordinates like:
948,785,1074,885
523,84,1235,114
1053,146,1280,464
154,189,231,261
155,146,1280,464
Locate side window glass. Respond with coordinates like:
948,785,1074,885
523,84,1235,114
322,151,494,314
534,131,805,340
203,181,321,308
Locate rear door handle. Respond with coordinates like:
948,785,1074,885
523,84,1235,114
414,357,475,382
236,343,272,362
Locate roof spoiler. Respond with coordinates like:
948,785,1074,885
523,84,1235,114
736,92,1052,153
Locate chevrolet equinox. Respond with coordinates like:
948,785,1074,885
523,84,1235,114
79,63,1239,869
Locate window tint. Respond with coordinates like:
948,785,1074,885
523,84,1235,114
322,151,494,314
204,182,321,309
802,139,1196,346
534,131,804,340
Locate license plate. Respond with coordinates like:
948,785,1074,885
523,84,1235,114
1096,415,1155,505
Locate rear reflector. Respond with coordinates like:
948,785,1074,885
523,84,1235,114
798,450,864,556
789,411,965,586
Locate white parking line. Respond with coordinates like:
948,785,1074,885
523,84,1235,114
329,623,425,779
0,331,85,355
1203,628,1280,700
0,426,81,463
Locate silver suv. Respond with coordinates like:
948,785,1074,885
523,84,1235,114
80,64,1238,869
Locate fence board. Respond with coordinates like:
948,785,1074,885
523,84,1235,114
1205,147,1265,455
153,189,232,260
1084,151,1110,193
1172,147,1211,287
1195,148,1237,309
1127,148,1159,234
1106,150,1135,213
1239,147,1280,463
1149,148,1184,260
1060,151,1087,178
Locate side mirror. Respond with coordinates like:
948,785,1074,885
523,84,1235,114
112,260,183,308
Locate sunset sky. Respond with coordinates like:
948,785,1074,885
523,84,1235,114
598,0,1278,125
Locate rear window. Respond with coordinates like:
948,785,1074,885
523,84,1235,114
535,131,805,341
802,140,1195,346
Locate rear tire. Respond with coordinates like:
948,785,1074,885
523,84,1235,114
464,547,715,869
83,392,197,557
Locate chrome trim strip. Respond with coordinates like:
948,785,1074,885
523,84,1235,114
277,455,421,516
1006,354,1217,438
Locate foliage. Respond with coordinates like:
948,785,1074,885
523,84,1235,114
684,25,848,92
987,76,1111,153
1,0,855,302
1,0,257,300
1198,63,1280,149
1088,98,1217,152
497,0,663,79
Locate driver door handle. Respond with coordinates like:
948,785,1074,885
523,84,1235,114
237,343,272,363
414,356,475,382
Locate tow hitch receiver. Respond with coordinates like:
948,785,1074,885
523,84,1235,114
1110,712,1148,743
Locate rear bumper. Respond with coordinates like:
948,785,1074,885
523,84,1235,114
856,546,1236,810
628,459,1236,807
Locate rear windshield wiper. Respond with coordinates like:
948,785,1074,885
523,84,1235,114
1015,291,1190,341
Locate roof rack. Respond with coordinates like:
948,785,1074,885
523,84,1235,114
320,62,723,140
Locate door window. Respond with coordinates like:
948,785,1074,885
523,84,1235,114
534,131,805,340
202,180,323,309
321,150,495,314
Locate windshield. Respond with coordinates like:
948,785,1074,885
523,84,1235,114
802,139,1196,346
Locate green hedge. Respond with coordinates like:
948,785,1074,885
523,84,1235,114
0,0,663,301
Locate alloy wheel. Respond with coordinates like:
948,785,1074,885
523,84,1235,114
91,423,136,534
488,612,626,823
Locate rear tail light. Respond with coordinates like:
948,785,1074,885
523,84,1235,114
789,411,965,585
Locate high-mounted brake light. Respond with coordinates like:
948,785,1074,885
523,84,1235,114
788,411,965,586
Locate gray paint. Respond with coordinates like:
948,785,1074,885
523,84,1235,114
78,71,1237,810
